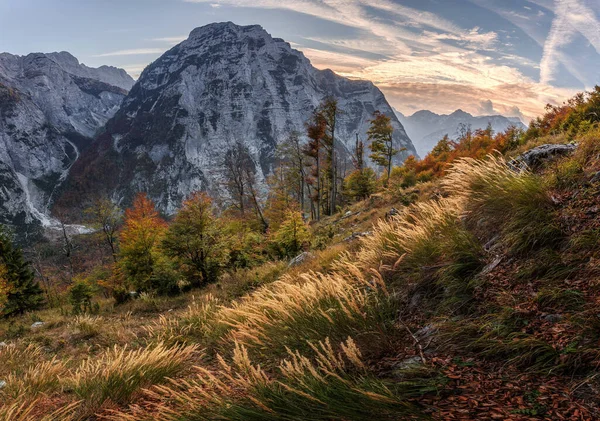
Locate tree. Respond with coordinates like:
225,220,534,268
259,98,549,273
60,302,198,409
368,111,404,186
222,141,268,231
344,168,377,201
69,279,95,314
272,210,311,258
85,198,122,262
276,132,312,216
344,134,377,201
319,97,340,215
304,109,327,220
118,193,168,292
0,228,44,317
162,192,226,287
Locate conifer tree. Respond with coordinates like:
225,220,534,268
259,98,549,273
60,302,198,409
0,228,44,317
162,192,226,287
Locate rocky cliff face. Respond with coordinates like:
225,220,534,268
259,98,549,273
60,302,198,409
0,52,133,237
63,22,416,214
396,109,527,157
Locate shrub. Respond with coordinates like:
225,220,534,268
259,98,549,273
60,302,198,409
271,210,311,258
68,280,95,315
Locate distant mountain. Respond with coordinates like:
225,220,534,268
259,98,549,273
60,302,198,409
0,51,134,238
60,22,417,215
395,109,527,157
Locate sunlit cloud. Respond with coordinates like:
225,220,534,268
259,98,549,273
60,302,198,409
179,0,597,120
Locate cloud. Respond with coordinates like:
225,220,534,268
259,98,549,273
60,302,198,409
181,0,585,120
151,36,188,44
477,99,495,115
93,48,165,57
541,0,600,86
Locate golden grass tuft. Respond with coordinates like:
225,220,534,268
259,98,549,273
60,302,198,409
442,154,562,253
111,338,426,421
215,266,390,356
68,342,198,416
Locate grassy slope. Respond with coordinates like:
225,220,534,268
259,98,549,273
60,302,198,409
1,133,600,420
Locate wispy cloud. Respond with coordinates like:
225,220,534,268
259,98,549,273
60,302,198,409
151,36,188,45
541,0,600,86
180,0,592,119
93,48,165,57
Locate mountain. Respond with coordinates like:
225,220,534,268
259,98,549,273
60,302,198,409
0,51,134,238
396,109,527,157
60,22,416,215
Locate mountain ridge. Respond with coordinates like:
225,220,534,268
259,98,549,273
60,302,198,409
59,22,417,215
0,51,134,237
396,108,527,157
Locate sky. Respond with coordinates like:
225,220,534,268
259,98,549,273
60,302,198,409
1,0,599,122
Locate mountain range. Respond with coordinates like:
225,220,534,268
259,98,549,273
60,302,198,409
0,51,134,238
396,109,527,157
0,22,419,236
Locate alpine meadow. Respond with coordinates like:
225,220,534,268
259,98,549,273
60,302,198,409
1,1,600,420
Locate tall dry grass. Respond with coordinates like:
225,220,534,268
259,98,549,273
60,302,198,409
443,154,561,254
112,338,430,421
68,343,198,417
214,266,393,357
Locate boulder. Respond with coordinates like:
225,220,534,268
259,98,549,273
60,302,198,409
512,144,577,169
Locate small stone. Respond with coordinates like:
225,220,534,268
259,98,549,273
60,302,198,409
541,314,563,323
394,356,423,371
386,207,400,220
343,231,373,242
0,380,6,390
30,321,44,329
0,342,7,348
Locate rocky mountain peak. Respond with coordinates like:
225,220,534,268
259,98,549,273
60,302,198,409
61,22,417,216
